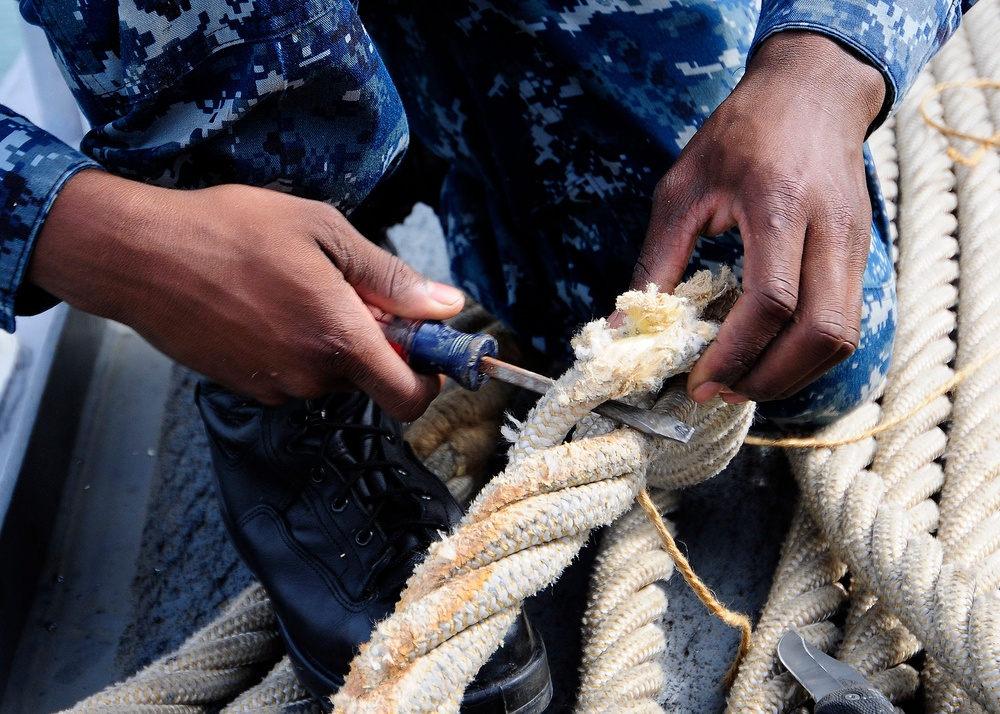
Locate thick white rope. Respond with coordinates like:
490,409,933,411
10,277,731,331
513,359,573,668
826,61,957,710
830,106,924,708
58,584,282,713
220,657,322,714
784,20,1000,703
58,280,752,714
724,121,902,714
574,489,677,714
574,383,764,714
920,14,1000,712
727,26,974,710
725,496,849,714
331,274,753,713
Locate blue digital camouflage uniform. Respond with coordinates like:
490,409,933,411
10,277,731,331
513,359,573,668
0,0,976,427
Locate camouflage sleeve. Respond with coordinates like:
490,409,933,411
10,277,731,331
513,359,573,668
750,0,976,119
0,106,102,331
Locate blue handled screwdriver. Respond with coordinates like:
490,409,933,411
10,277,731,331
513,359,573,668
379,316,694,443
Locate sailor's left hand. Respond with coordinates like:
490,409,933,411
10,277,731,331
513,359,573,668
632,30,886,405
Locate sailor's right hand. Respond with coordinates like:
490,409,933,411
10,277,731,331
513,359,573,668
28,170,464,420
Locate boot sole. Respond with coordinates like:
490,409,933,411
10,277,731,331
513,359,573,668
460,631,553,714
280,615,553,714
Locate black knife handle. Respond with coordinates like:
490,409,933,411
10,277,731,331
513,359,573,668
815,685,896,714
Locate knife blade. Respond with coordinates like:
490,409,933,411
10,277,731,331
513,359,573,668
778,630,895,713
479,356,695,443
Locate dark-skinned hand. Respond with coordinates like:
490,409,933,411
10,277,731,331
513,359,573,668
28,170,465,420
632,31,886,405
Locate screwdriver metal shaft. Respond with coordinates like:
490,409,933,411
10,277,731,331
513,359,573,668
381,317,694,443
479,356,694,443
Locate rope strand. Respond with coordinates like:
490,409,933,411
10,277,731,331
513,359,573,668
636,487,752,685
744,346,1000,449
920,79,1000,166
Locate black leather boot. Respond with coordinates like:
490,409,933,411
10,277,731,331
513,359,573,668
196,383,551,713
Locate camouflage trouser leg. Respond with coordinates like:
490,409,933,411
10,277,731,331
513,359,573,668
363,1,896,429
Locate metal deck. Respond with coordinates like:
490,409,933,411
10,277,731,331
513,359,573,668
1,320,172,712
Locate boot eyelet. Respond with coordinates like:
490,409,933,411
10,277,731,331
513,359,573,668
420,493,433,501
331,494,348,512
395,467,408,479
355,529,374,546
385,433,396,445
311,467,327,484
288,410,309,428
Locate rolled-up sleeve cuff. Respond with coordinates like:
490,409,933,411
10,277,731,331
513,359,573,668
749,0,965,123
0,110,102,331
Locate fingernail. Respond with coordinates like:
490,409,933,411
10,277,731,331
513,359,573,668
691,381,724,403
721,391,750,404
607,310,625,328
427,282,463,307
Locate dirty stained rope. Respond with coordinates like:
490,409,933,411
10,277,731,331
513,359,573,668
61,5,1000,709
60,277,754,714
332,274,754,713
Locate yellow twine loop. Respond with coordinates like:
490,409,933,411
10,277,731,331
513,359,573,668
636,487,753,687
920,78,1000,167
745,346,1000,449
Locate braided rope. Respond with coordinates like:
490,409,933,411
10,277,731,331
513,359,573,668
892,55,966,712
572,371,753,710
220,658,322,714
723,118,905,714
831,105,923,706
920,14,1000,712
728,21,982,708
744,19,1000,712
574,489,677,714
723,123,901,714
725,500,848,714
331,275,753,713
58,585,283,713
828,59,958,709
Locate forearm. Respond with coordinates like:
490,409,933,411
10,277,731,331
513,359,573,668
26,171,464,414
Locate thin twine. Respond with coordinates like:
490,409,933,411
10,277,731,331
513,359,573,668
744,346,1000,449
920,78,1000,167
636,487,752,687
617,322,999,692
628,73,999,696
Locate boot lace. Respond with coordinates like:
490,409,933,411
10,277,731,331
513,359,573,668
287,396,450,595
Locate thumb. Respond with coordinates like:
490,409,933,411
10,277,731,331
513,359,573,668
330,223,465,321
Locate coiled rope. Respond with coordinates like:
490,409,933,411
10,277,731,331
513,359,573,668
331,274,754,713
920,14,1000,713
62,1,1000,710
728,6,1000,712
729,71,958,712
59,584,283,713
